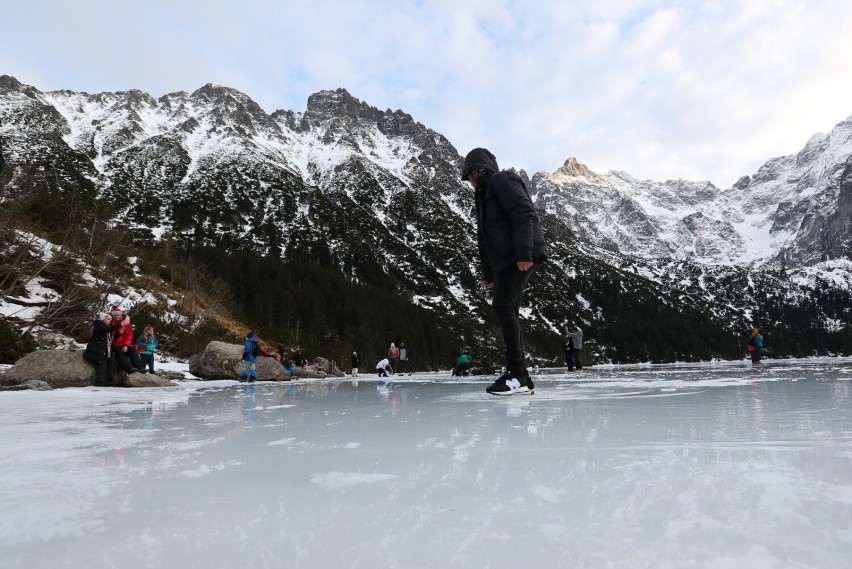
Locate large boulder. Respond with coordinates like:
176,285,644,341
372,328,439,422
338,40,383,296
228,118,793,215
2,350,98,388
188,341,290,381
0,379,53,391
292,366,327,379
0,350,176,389
310,357,345,377
119,373,176,388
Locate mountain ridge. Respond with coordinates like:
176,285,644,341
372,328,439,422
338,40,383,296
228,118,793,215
1,75,850,364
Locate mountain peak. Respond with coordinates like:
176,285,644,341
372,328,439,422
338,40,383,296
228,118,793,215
304,88,374,121
557,157,592,178
190,83,256,105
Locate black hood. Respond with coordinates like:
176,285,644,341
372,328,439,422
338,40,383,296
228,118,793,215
460,148,499,180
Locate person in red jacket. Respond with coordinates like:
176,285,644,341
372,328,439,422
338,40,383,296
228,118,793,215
109,306,142,374
387,342,400,372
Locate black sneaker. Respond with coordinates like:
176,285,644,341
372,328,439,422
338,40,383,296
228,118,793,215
486,372,533,396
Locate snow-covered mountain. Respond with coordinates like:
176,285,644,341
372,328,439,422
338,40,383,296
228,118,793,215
531,116,852,268
1,75,850,362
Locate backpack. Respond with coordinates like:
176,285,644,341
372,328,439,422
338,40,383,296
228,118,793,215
251,340,261,358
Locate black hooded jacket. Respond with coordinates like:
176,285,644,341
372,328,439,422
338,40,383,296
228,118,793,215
83,320,123,364
463,148,548,280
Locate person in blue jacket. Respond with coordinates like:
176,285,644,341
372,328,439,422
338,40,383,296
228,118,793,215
135,325,158,374
748,327,764,365
241,331,259,382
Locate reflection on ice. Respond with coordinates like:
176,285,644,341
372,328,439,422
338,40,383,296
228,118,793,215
0,359,851,568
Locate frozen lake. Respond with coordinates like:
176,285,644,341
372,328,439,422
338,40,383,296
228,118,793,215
1,359,851,568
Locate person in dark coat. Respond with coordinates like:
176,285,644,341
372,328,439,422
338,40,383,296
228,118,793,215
83,312,123,386
351,351,360,377
461,147,548,395
292,349,307,368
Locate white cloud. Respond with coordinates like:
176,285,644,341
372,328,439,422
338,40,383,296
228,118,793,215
4,0,852,188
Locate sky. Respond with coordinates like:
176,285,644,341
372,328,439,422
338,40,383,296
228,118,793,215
4,0,852,188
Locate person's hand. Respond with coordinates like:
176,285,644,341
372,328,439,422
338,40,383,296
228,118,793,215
480,281,494,289
122,346,128,353
517,261,533,271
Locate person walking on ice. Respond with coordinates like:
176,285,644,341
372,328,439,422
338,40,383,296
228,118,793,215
461,148,548,395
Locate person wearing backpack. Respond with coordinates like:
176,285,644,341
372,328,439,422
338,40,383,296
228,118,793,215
748,327,764,366
461,148,548,395
241,330,260,382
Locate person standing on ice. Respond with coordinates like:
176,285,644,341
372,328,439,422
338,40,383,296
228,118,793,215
351,351,360,377
387,342,400,371
461,148,548,395
397,342,412,375
567,324,583,371
748,327,764,365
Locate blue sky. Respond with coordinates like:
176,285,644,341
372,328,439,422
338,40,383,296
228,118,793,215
5,0,852,188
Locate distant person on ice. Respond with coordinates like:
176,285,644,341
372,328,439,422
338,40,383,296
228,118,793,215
351,351,360,377
567,323,583,371
748,327,764,365
387,342,400,371
375,357,394,377
398,341,412,375
452,350,473,376
461,148,548,395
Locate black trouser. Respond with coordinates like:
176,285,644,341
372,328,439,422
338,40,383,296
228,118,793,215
564,345,574,371
572,349,582,370
112,346,140,374
398,359,410,373
84,353,111,385
491,264,536,375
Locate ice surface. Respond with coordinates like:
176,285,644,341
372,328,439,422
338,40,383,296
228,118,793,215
1,359,851,568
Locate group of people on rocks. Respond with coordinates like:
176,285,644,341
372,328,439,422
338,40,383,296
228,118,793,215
239,332,321,382
83,306,158,386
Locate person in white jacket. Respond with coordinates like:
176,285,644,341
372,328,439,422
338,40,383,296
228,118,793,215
375,358,394,377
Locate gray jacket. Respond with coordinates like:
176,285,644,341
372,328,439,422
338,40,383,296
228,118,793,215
567,328,583,349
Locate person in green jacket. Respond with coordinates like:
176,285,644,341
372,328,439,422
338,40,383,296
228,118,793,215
136,325,159,374
453,350,474,376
